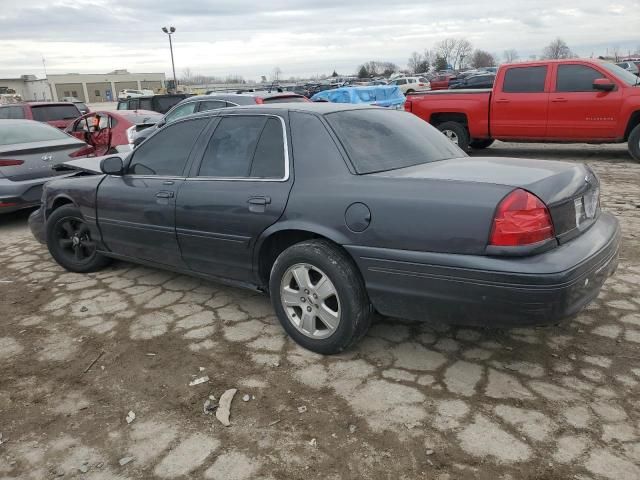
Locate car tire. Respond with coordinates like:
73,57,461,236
269,239,373,354
437,121,470,150
629,123,640,162
46,205,111,273
469,138,495,149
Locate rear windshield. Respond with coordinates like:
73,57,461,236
262,96,308,104
325,109,464,174
31,104,80,121
0,122,71,146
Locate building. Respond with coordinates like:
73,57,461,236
0,70,166,103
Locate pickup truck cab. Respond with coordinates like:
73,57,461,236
405,59,640,161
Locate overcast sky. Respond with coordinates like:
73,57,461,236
1,0,639,81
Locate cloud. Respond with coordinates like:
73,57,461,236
0,0,638,79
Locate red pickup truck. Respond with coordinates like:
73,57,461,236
405,59,640,161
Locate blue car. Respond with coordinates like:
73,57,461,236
311,85,405,109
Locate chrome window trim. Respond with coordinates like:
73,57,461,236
187,113,290,183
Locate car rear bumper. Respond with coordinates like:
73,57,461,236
0,177,47,214
28,207,46,244
345,212,620,327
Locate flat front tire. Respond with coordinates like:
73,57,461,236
269,240,373,354
629,124,640,162
437,121,470,150
46,205,110,273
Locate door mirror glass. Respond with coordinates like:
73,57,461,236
593,78,615,91
100,156,124,175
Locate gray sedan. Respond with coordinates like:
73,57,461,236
0,120,86,213
28,104,620,354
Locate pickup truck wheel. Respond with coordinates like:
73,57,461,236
629,124,640,162
46,205,111,273
469,139,495,149
437,121,470,150
269,239,373,354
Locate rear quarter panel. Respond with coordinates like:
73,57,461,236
408,91,491,138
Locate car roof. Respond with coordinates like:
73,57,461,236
182,102,377,120
21,101,76,106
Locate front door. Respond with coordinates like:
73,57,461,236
547,63,623,140
96,117,210,267
176,114,293,281
490,65,549,139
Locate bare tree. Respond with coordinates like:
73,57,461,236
452,39,473,70
470,50,496,68
436,38,458,68
503,49,518,63
542,38,574,59
407,51,430,73
423,49,436,68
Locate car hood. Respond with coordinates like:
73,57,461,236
53,153,126,174
372,157,595,206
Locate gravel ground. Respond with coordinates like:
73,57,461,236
0,142,639,480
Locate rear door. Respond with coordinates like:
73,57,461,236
547,63,623,140
176,113,293,281
490,65,549,139
96,117,210,266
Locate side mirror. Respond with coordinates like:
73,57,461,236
593,78,615,92
100,156,124,175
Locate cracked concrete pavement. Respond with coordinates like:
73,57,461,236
0,143,639,479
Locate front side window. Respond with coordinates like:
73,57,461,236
556,65,605,92
502,66,547,93
128,118,208,176
325,109,464,174
198,115,285,179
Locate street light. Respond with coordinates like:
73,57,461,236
161,26,177,93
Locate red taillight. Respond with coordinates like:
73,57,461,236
489,189,554,246
0,159,24,167
404,100,412,112
255,98,264,104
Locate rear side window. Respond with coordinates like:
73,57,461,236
31,105,80,121
128,118,208,176
249,118,285,178
117,101,127,110
164,102,197,123
0,106,25,119
197,100,227,111
502,66,547,93
556,65,605,92
198,116,266,177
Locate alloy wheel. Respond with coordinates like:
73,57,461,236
280,263,341,339
442,129,459,145
55,218,96,264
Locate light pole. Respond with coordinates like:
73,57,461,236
162,26,177,92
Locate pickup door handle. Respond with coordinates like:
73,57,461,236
495,99,510,104
551,97,568,103
156,191,174,198
248,196,271,206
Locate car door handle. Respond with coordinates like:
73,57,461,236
247,196,271,206
495,99,510,104
551,97,568,103
156,191,174,198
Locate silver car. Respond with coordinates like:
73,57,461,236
0,119,87,213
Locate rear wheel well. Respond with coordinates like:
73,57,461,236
429,112,468,128
624,111,640,140
258,230,350,289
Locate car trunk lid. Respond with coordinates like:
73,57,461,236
0,138,88,181
373,157,599,244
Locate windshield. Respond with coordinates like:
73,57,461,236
600,62,640,86
0,121,72,146
325,109,465,174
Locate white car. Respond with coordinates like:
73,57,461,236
390,76,431,94
118,89,154,100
